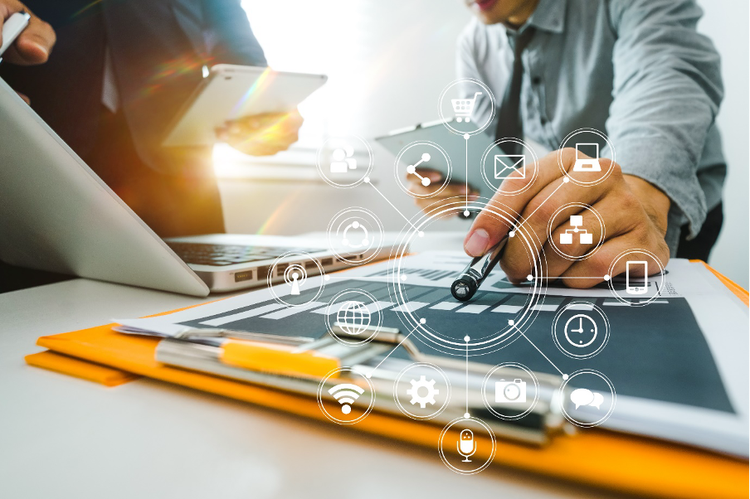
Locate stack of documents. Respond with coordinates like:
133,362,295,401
116,252,749,457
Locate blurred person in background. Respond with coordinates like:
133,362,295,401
1,0,302,238
0,0,300,291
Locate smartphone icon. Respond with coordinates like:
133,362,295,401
626,261,648,295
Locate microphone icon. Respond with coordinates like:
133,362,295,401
457,428,477,463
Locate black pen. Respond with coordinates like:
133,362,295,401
451,236,508,302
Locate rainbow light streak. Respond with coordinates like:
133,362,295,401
71,0,103,18
139,54,214,98
229,67,275,119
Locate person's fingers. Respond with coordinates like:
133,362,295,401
407,168,442,185
539,192,639,280
15,91,29,104
2,5,56,65
464,150,565,257
500,161,626,281
414,192,479,215
501,157,617,259
407,180,468,197
557,232,668,288
466,149,620,258
225,110,302,133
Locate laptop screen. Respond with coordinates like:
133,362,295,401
575,143,600,159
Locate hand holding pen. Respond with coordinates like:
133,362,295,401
0,3,55,66
461,150,669,291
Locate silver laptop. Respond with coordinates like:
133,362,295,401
0,77,394,296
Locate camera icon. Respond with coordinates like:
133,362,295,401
495,379,527,403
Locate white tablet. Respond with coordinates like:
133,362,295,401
376,119,504,202
162,64,327,147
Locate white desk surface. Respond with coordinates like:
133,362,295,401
0,233,626,499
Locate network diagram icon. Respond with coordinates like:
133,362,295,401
560,215,593,245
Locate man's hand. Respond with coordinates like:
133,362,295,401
463,148,671,288
1,1,55,65
217,109,304,157
407,169,480,216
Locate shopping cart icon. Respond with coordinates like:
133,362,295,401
451,91,482,123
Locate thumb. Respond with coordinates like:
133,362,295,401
463,205,512,257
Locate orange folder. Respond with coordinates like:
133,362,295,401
26,262,749,499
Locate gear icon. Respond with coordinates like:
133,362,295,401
406,375,439,408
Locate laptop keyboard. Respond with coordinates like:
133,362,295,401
167,242,318,267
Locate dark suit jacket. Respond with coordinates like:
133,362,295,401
1,0,267,236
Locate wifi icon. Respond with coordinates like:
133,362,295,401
328,383,365,415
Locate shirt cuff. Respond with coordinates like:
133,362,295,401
609,137,708,242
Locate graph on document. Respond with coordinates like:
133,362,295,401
175,275,734,414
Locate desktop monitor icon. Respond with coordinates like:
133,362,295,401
572,143,601,172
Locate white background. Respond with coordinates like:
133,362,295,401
217,0,748,287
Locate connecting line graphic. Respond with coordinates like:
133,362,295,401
364,178,421,233
513,179,568,232
509,323,568,379
464,336,470,417
366,323,420,378
529,275,612,281
464,134,469,213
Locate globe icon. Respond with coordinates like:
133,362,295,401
336,301,371,335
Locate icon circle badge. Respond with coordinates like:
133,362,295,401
481,362,540,421
393,362,451,420
552,301,610,359
438,416,496,475
315,135,374,188
317,367,375,425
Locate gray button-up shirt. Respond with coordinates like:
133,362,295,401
458,0,725,252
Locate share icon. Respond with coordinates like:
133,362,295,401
406,153,432,186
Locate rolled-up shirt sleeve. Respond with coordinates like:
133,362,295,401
607,0,723,241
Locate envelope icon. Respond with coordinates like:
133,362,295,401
494,154,526,179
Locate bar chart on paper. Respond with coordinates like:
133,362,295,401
175,270,735,415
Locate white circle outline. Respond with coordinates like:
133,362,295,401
438,416,496,475
480,362,540,421
557,128,617,187
438,78,496,136
606,248,666,307
325,288,383,347
393,362,452,420
387,196,548,356
546,202,606,262
560,369,617,428
479,138,539,196
393,141,452,198
315,135,374,189
552,301,611,359
266,251,325,308
317,367,376,425
326,207,385,265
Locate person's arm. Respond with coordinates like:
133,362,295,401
203,0,266,66
606,0,723,242
204,0,301,156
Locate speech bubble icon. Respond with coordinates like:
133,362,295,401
570,388,594,409
591,392,604,410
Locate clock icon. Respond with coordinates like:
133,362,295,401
563,314,598,348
